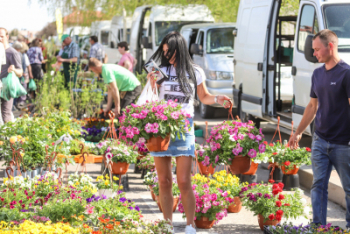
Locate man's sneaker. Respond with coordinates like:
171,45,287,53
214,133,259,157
185,224,196,234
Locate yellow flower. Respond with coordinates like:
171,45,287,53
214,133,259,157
9,136,17,144
105,175,109,179
227,191,231,195
104,181,109,186
3,178,8,184
113,176,119,181
75,182,80,186
119,185,123,190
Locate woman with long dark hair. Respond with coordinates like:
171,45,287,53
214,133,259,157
147,31,232,233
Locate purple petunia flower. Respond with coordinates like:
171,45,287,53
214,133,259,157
128,206,133,210
134,206,140,211
119,197,127,203
86,198,93,203
101,195,107,199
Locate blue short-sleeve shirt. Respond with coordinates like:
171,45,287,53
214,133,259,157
310,60,350,145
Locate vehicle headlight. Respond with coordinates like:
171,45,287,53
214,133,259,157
208,71,234,80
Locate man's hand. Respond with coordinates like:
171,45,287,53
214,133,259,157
57,57,65,63
29,73,33,79
288,133,302,149
8,65,15,73
103,108,110,117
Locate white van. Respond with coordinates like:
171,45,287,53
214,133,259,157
233,0,350,133
180,23,236,118
129,5,215,74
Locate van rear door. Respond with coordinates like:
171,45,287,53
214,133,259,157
234,0,278,118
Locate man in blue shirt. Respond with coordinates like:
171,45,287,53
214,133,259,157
289,29,350,228
57,35,80,87
89,36,107,63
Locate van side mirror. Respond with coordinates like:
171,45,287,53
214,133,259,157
304,35,318,63
142,36,152,49
110,41,115,49
190,44,203,55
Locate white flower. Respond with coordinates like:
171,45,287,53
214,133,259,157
300,198,307,204
254,160,261,164
304,206,310,215
263,157,268,163
229,135,236,141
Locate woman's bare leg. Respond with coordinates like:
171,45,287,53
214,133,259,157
176,156,195,226
154,156,174,222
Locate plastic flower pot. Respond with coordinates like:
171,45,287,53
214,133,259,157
229,155,251,174
146,134,171,152
198,162,215,176
227,197,242,213
31,168,38,178
98,189,116,198
26,170,32,179
194,216,215,229
281,165,299,175
111,162,129,175
242,161,259,175
258,214,279,231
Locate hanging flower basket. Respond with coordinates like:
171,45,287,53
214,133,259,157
229,155,251,175
242,161,259,175
194,216,215,229
146,134,171,152
111,162,129,175
227,196,242,213
258,214,279,231
198,162,215,176
281,165,299,175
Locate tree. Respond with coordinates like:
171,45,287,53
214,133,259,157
37,22,57,39
10,28,19,37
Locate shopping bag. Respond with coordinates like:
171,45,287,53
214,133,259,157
0,72,27,101
28,79,37,91
136,80,158,106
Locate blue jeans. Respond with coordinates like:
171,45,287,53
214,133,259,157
311,133,350,227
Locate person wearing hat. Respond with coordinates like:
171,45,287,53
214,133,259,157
57,34,80,87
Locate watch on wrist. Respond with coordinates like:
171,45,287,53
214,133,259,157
214,95,218,103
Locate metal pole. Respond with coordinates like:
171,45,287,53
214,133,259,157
123,8,127,41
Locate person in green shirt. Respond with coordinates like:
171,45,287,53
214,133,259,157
88,58,141,117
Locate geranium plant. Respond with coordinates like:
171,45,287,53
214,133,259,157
265,222,348,234
119,100,191,143
104,140,138,164
201,120,266,166
270,140,312,171
240,182,309,222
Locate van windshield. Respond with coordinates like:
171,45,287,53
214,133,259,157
155,21,210,46
323,4,350,51
206,28,234,54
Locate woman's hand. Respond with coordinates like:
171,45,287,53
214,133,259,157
146,71,159,89
217,95,232,108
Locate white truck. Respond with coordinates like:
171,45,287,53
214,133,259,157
180,23,236,118
233,0,350,133
129,5,215,74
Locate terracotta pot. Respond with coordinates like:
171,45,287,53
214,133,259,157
151,190,156,201
229,155,251,174
146,134,171,152
194,216,215,229
242,162,259,175
281,165,299,175
227,197,242,213
111,162,129,175
198,162,215,176
258,214,279,231
155,196,179,212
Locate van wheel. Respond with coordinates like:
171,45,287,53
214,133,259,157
200,102,215,119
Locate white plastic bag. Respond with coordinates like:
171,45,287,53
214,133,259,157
136,80,158,106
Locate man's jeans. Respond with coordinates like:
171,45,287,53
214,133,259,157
311,133,350,227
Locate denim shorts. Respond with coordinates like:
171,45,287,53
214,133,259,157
150,118,195,158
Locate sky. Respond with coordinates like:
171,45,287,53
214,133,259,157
0,0,53,32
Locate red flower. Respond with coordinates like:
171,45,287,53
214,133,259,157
276,210,283,216
278,194,285,200
276,214,282,221
276,201,282,207
21,204,25,208
278,182,284,189
268,214,275,221
284,161,291,166
52,142,55,146
268,179,275,184
263,141,268,145
272,184,279,190
269,143,274,147
276,140,280,143
306,147,311,152
284,203,290,206
272,152,278,155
